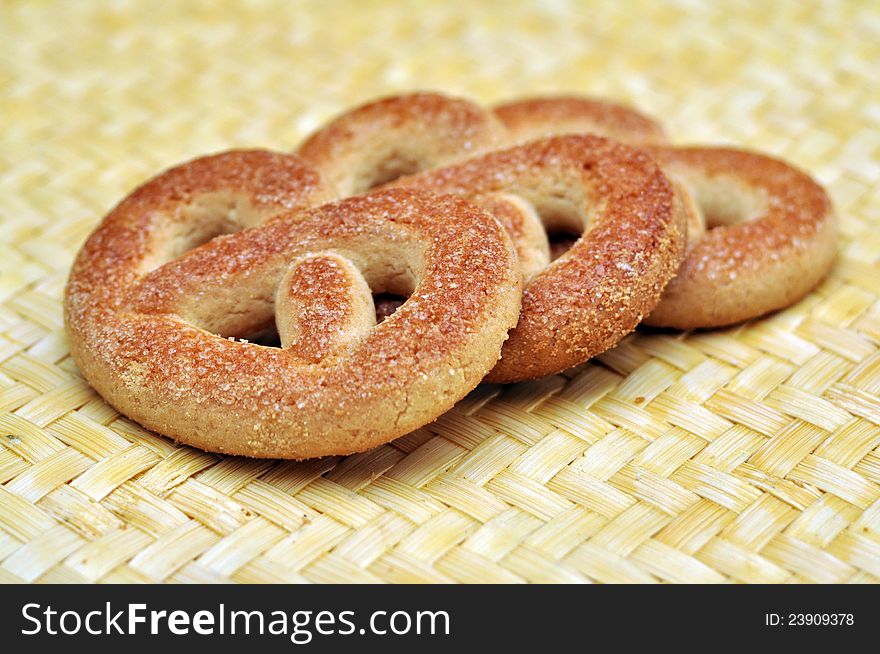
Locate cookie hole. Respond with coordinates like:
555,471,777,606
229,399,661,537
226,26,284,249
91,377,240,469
143,218,239,274
373,293,408,323
361,154,422,190
248,326,282,348
700,199,750,229
143,194,244,273
227,324,282,348
535,198,587,234
684,177,769,229
174,195,248,252
533,197,587,263
547,230,579,261
360,261,418,322
176,222,238,254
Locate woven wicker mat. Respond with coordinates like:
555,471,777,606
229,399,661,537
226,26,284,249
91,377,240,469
1,0,879,584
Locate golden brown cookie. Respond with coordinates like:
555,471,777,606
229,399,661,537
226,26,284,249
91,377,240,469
390,134,689,383
65,151,521,458
644,146,837,328
296,92,507,195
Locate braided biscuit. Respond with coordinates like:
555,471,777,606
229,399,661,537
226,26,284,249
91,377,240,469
390,134,689,383
65,151,521,458
493,95,703,241
488,97,836,328
297,92,668,196
297,92,507,196
644,147,837,328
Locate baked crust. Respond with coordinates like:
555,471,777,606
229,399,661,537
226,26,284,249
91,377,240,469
645,146,837,328
494,95,667,146
65,151,521,458
391,134,688,382
297,92,507,195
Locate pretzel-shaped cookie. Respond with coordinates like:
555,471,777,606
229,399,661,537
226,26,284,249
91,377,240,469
65,151,522,458
296,92,666,196
297,92,508,196
643,146,837,328
390,134,689,383
486,97,837,328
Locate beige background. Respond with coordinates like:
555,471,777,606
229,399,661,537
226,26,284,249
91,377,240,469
1,0,879,582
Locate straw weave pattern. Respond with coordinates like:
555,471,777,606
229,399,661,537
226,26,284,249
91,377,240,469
1,0,879,583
